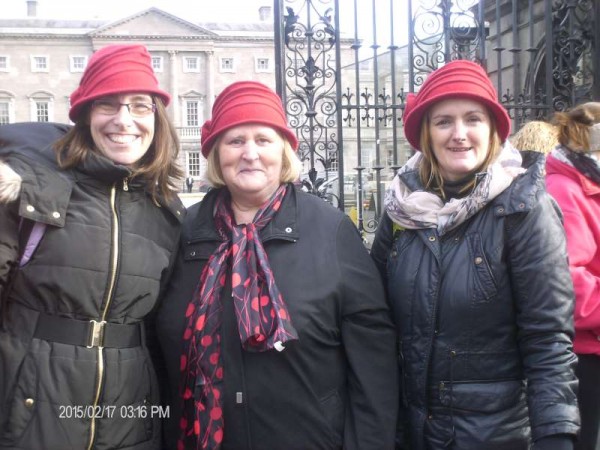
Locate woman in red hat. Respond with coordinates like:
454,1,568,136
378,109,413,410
155,80,398,450
0,44,183,449
370,60,579,449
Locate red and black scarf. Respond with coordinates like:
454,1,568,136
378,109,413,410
178,184,298,450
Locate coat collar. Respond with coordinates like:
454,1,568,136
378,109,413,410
493,150,547,215
547,153,600,197
187,183,300,243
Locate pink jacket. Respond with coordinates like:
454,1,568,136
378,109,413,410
546,153,600,355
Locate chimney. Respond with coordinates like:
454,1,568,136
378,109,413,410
258,6,272,22
27,0,38,17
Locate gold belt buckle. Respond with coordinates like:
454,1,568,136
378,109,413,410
87,320,107,348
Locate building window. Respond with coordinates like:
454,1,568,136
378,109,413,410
255,57,270,72
151,56,163,72
0,91,14,123
36,102,49,122
70,55,87,72
0,56,9,72
183,57,200,73
187,151,203,177
185,101,200,127
29,92,54,122
0,102,10,124
31,55,49,72
220,57,234,73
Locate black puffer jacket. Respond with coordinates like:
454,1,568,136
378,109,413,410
371,152,580,449
0,123,184,450
156,185,399,450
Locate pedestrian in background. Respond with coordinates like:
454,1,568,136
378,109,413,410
156,80,398,450
0,44,183,450
186,176,194,193
510,120,559,155
371,60,579,449
546,102,600,450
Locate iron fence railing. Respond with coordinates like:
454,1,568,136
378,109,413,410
275,0,597,242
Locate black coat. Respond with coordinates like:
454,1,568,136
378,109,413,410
370,152,580,449
0,123,184,450
156,185,399,450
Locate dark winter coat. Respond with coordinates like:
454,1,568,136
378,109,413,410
156,185,399,450
370,152,580,449
0,122,184,450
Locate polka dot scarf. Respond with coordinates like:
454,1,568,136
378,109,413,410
178,184,298,449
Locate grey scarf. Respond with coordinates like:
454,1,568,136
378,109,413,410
384,142,525,236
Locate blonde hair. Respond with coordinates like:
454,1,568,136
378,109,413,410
510,121,559,155
418,109,502,198
205,135,301,188
552,102,600,153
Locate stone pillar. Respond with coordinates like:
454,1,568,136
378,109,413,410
206,51,215,119
168,50,179,125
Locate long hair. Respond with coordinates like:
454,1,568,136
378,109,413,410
552,102,600,152
418,108,502,199
53,96,183,202
204,134,302,188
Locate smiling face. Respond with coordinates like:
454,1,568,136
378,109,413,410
218,124,284,207
428,98,492,181
89,93,155,166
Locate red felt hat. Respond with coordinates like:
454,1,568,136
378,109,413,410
201,81,298,157
69,44,170,122
403,60,511,151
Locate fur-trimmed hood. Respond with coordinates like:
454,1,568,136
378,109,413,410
0,160,21,204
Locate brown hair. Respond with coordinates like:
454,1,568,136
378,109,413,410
552,102,600,153
54,96,183,202
205,135,301,188
418,107,502,199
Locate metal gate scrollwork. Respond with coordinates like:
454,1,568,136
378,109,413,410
274,0,598,246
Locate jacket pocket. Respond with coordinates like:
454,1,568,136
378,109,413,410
438,379,526,414
183,241,217,262
100,349,157,447
466,232,498,304
2,350,38,443
319,389,344,447
386,232,416,281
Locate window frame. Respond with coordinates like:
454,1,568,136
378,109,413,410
69,55,87,73
183,56,201,73
31,55,49,73
0,96,14,124
186,151,204,178
184,100,201,127
219,57,235,73
28,91,54,122
151,56,163,73
0,55,9,72
255,57,271,73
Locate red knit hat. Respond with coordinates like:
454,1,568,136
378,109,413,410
69,44,170,122
403,60,511,150
201,81,298,157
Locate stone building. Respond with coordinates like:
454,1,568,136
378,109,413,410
0,2,276,191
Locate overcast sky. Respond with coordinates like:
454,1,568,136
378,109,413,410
3,0,272,22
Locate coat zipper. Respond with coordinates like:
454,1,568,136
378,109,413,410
87,184,121,450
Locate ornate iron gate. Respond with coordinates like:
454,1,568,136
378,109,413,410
274,0,598,242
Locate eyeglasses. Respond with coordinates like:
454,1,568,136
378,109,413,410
92,100,156,117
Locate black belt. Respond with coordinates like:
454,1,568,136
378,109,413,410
34,313,143,348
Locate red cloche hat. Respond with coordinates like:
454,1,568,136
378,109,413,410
200,81,298,157
69,44,170,122
403,60,511,151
